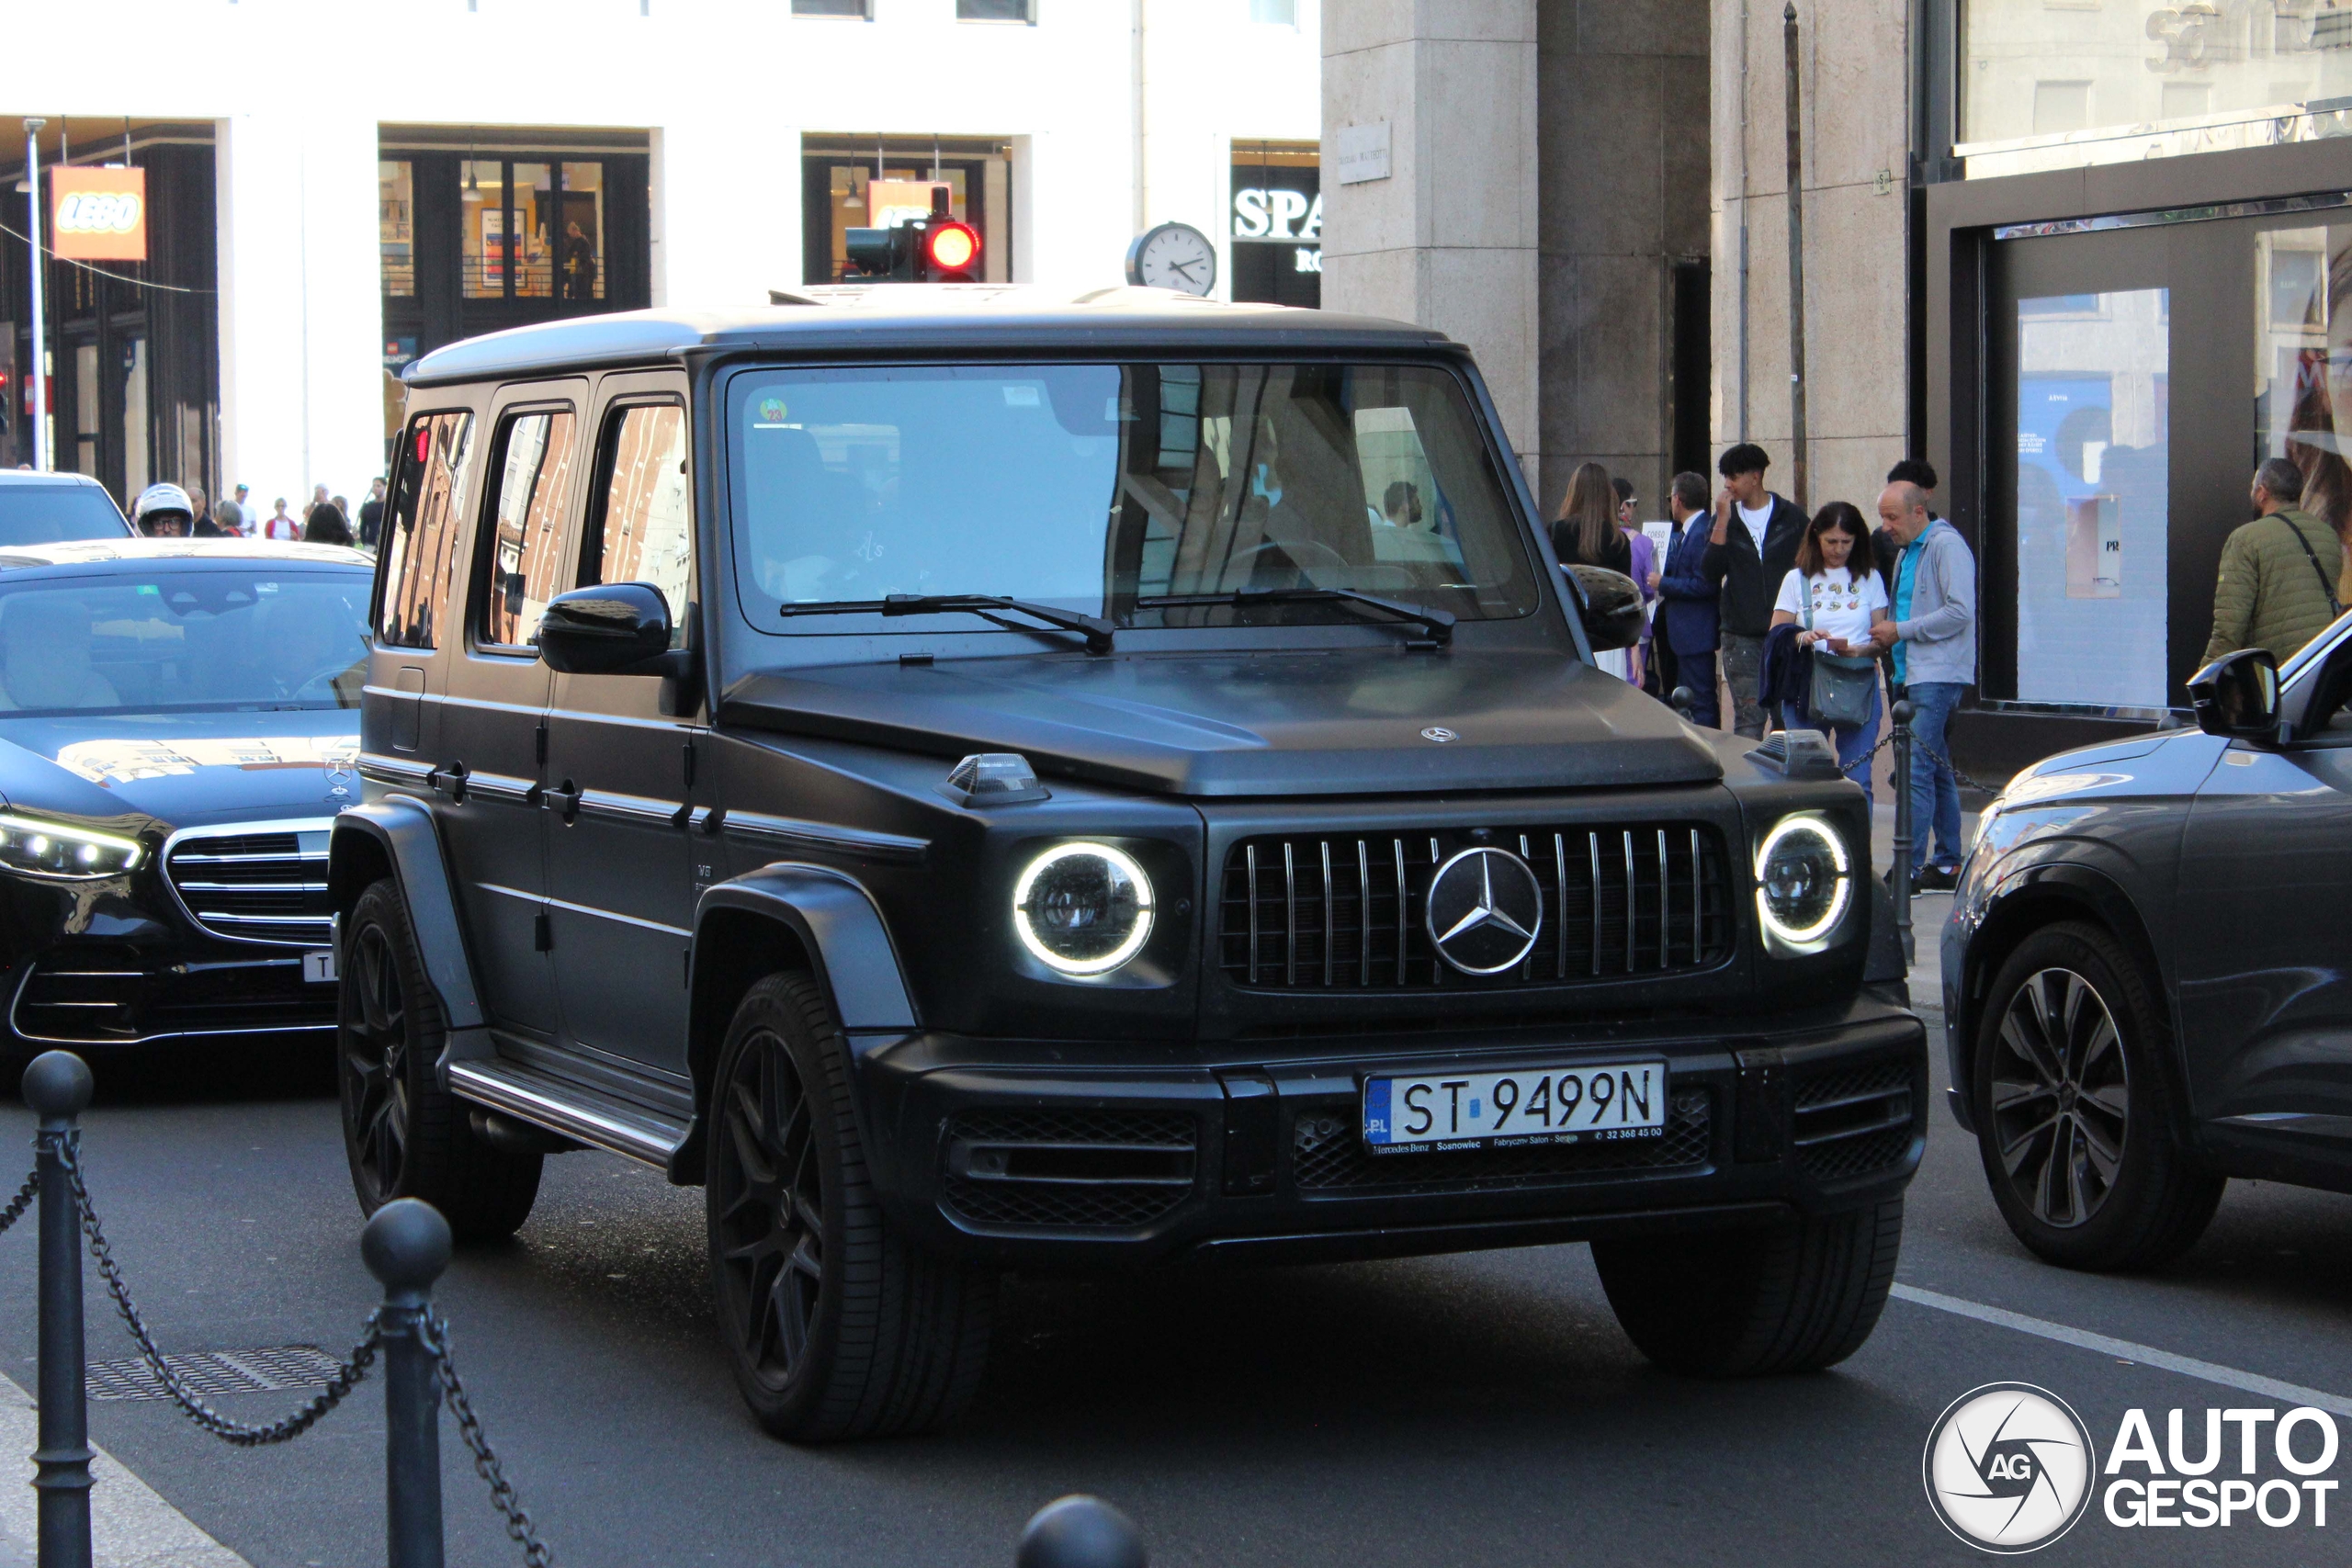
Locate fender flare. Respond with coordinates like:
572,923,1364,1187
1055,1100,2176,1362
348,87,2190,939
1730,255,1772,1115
328,796,491,1060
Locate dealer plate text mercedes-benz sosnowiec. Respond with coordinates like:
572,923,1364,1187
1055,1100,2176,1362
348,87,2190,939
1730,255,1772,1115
0,539,373,1073
330,286,1926,1440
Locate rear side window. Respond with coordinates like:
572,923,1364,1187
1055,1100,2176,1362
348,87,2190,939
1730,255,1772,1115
476,409,575,649
585,403,693,649
0,483,132,545
378,412,474,649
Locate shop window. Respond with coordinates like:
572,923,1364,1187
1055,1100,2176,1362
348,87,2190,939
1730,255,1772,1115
379,161,414,298
957,0,1033,18
2257,224,2352,550
73,344,98,481
478,410,576,649
803,148,1005,283
558,163,605,302
379,412,475,650
1964,0,2339,173
792,0,869,15
1230,141,1320,308
2013,288,2170,708
458,159,605,305
461,160,504,300
587,404,693,647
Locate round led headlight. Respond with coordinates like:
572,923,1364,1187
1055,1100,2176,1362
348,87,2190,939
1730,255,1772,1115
1753,814,1850,948
0,812,142,881
1012,842,1155,976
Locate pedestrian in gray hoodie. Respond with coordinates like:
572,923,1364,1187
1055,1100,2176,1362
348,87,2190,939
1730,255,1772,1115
1870,480,1976,887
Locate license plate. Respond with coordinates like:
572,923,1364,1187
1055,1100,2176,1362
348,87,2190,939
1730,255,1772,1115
1362,1062,1667,1152
302,949,338,985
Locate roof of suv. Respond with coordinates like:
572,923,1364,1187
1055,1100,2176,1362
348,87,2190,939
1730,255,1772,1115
403,286,1455,387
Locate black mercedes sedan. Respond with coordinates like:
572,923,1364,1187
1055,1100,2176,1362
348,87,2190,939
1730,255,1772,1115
0,538,371,1076
1943,620,2352,1271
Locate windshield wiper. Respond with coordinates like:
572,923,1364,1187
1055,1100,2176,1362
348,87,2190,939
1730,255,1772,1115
777,593,1115,655
1136,587,1454,646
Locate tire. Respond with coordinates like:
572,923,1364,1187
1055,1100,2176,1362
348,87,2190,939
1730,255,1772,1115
706,973,994,1441
1594,1199,1904,1375
338,878,542,1241
1972,920,2222,1271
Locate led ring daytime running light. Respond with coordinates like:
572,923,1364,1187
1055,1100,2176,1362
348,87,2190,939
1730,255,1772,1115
1012,841,1155,976
1752,815,1851,946
0,812,143,881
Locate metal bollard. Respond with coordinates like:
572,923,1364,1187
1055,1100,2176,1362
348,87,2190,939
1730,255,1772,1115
24,1050,94,1568
1017,1495,1148,1568
1891,698,1916,965
1668,685,1696,722
362,1200,453,1568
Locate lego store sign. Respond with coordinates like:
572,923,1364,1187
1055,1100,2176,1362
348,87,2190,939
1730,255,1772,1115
51,166,147,262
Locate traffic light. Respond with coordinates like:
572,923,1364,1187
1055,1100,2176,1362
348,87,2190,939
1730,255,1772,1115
843,184,982,283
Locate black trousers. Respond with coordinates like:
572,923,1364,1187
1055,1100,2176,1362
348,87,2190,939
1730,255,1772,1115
1667,648,1721,728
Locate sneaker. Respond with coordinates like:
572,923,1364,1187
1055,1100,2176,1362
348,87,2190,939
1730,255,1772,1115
1910,863,1959,893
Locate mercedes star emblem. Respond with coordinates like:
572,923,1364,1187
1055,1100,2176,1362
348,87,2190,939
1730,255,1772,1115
1425,846,1544,975
1420,727,1457,743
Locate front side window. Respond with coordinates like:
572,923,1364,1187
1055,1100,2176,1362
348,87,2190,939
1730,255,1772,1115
728,362,1538,636
0,570,373,714
587,403,693,648
378,412,474,649
477,409,575,649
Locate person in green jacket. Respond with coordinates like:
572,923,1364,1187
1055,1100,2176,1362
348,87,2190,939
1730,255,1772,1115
2202,457,2345,666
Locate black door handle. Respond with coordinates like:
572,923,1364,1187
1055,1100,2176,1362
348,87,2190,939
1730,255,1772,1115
541,782,581,821
427,761,469,803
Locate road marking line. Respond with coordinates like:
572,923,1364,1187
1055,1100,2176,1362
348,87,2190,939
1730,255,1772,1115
1890,1282,2352,1417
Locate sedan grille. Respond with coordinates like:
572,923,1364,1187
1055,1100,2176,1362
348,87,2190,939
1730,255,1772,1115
1218,825,1736,989
164,821,335,947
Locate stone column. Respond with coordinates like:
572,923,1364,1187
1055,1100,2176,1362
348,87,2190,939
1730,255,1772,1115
1321,1,1541,478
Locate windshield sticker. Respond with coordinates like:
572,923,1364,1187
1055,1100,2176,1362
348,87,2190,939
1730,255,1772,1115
53,735,362,786
1002,385,1040,406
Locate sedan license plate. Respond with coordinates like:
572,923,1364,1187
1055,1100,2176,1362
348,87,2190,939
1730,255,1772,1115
302,949,337,985
1363,1062,1666,1153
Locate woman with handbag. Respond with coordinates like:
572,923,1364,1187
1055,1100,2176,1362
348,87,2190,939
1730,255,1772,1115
1769,502,1890,802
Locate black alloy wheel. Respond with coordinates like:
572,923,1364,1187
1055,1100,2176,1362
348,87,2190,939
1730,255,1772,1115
335,878,542,1239
1972,921,2223,1271
342,917,412,1204
705,973,995,1441
712,1018,826,1382
1986,966,2129,1229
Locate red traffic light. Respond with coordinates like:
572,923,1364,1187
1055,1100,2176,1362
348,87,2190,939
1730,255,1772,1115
925,220,980,279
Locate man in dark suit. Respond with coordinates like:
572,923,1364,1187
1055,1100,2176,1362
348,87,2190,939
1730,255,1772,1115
1703,443,1808,739
1654,469,1722,727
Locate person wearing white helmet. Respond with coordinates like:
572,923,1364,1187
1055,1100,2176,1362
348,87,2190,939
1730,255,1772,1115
130,482,197,538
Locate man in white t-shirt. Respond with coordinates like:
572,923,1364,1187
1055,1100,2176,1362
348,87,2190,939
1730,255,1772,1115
1702,443,1808,739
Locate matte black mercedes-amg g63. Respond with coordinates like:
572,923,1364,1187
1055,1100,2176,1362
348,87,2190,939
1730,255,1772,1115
332,286,1925,1439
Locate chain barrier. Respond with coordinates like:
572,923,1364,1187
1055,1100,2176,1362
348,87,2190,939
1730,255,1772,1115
418,1311,555,1568
0,1167,35,1237
49,1130,384,1447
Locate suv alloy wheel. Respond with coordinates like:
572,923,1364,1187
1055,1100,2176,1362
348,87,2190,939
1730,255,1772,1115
1972,921,2223,1270
707,974,994,1440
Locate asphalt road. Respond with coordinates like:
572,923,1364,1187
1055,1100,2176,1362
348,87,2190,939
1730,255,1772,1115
2,903,2349,1568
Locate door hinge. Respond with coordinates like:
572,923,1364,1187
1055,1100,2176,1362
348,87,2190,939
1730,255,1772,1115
683,947,694,988
535,721,548,765
534,910,553,952
683,739,696,787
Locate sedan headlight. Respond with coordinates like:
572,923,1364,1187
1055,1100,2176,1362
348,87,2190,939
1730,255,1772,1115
0,812,143,880
1012,842,1155,976
1754,813,1850,949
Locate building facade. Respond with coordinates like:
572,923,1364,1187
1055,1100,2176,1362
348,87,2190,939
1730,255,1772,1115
2,0,1320,515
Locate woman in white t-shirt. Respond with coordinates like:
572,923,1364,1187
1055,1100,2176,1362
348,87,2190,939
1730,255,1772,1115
1769,501,1891,801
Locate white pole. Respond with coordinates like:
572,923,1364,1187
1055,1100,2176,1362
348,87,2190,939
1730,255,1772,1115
24,118,47,472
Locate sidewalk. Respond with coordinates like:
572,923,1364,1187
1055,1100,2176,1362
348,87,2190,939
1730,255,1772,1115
0,1373,248,1568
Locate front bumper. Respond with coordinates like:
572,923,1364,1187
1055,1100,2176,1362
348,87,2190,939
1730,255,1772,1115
4,942,335,1048
850,998,1927,1268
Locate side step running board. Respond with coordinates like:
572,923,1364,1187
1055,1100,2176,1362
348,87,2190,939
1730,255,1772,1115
447,1058,689,1169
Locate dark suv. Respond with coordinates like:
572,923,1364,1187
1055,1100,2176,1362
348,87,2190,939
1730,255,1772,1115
331,287,1926,1439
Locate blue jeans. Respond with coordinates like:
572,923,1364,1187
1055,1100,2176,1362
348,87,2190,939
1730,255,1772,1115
1905,680,1966,871
1781,680,1881,807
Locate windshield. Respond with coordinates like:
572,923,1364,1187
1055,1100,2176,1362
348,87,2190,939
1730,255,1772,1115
729,362,1540,635
0,484,133,546
0,570,372,715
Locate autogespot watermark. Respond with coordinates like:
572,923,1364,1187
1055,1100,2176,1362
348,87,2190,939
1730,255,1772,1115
1924,1384,2342,1552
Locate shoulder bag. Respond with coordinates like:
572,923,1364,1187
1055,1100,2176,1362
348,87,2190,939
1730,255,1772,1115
2279,513,2345,621
1803,575,1879,729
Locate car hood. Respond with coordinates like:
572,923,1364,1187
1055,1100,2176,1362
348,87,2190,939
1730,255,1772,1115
718,649,1725,797
0,707,361,830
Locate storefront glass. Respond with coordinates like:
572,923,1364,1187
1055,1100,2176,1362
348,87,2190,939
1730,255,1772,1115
379,161,414,299
461,159,503,299
802,143,1005,284
559,163,605,302
2257,222,2352,538
2013,288,2171,708
1230,141,1319,308
1960,1,2352,175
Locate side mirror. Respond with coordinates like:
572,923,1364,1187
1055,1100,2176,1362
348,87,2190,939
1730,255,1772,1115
537,581,674,675
2188,647,2279,739
1568,565,1645,653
